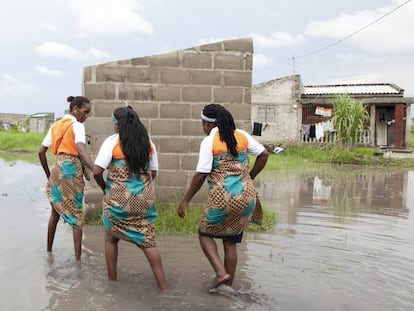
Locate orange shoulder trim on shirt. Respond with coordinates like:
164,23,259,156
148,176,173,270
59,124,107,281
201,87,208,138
112,139,154,160
212,130,248,155
51,118,78,155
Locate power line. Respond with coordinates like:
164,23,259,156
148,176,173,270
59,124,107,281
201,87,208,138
295,0,412,59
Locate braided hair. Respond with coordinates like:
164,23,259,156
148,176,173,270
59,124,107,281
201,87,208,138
202,104,238,157
113,106,151,174
67,96,90,111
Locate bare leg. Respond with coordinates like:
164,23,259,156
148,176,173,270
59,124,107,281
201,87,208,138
223,241,238,286
72,228,82,261
47,206,60,252
142,247,168,290
105,231,119,281
198,233,229,282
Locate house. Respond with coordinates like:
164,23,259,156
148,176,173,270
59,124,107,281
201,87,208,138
251,75,414,149
29,112,55,133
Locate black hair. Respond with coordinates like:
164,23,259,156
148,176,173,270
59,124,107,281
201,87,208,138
113,106,150,174
67,96,90,111
202,103,238,157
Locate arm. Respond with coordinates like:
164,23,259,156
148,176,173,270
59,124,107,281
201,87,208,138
38,145,50,179
177,172,208,218
93,165,106,192
76,142,94,171
249,149,269,180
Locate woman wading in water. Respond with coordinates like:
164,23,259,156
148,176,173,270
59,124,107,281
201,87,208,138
39,96,94,261
93,106,167,290
178,103,268,289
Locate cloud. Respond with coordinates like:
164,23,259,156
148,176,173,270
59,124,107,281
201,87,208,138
304,0,414,53
70,0,153,36
36,66,64,77
0,73,34,94
35,42,110,61
254,54,272,67
251,32,306,48
40,22,58,32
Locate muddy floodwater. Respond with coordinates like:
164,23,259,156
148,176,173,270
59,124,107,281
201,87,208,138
1,159,414,310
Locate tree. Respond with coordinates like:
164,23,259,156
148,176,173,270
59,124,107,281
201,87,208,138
332,94,369,149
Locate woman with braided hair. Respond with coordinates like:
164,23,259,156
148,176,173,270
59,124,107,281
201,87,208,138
93,106,167,290
178,103,268,289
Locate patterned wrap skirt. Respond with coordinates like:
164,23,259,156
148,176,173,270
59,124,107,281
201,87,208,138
102,159,157,248
46,154,85,230
199,151,263,238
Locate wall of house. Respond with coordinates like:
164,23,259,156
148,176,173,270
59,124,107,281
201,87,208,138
251,75,302,144
0,113,28,124
83,38,253,205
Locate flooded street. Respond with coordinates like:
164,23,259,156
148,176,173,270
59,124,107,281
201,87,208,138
1,160,414,310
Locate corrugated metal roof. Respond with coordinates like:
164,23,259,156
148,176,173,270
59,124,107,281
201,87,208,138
303,84,403,95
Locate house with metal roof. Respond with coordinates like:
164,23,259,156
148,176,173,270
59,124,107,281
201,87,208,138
251,75,414,149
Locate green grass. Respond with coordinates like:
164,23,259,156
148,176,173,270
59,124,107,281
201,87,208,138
0,131,54,163
0,131,45,152
85,203,277,235
410,124,414,150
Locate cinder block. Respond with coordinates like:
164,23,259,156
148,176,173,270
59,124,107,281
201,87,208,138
93,101,127,117
154,187,186,202
84,117,114,137
127,68,160,83
83,67,92,82
153,86,181,101
130,86,155,101
245,55,253,70
160,103,191,119
158,137,189,153
183,53,212,69
118,84,129,100
182,86,212,102
213,87,243,103
156,170,187,187
88,134,111,154
181,120,204,136
244,88,251,104
149,52,180,67
223,103,251,120
131,57,149,66
96,66,128,82
223,38,253,53
199,42,223,51
157,153,180,170
190,70,221,85
181,154,199,170
223,71,252,87
129,102,159,118
191,103,206,119
84,83,116,100
161,69,191,84
214,55,244,70
190,137,204,152
151,119,181,136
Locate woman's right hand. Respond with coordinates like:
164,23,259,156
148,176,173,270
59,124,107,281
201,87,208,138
177,201,188,218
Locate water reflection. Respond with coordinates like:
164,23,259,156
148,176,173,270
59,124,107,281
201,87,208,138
246,166,414,310
2,159,414,310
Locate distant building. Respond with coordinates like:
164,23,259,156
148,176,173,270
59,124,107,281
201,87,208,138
29,112,55,133
252,75,414,149
0,113,28,131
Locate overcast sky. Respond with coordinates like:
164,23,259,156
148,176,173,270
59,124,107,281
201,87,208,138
0,0,413,117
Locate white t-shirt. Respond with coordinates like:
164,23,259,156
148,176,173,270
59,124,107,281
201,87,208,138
41,115,86,147
196,127,265,173
94,133,158,171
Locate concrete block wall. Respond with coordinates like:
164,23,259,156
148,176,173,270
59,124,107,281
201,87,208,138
251,75,302,144
83,38,253,205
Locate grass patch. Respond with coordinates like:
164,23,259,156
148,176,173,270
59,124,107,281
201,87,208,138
0,131,45,152
85,203,277,235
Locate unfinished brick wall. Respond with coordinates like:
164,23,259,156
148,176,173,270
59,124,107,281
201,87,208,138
83,38,253,205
